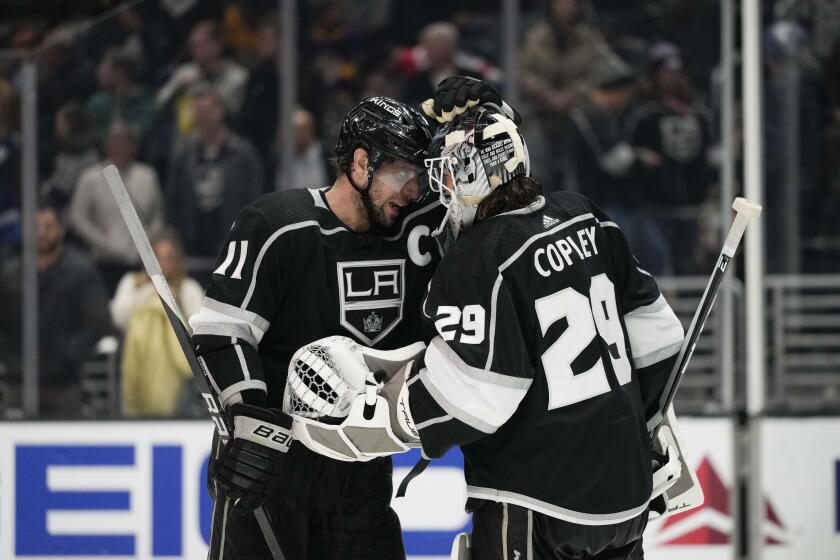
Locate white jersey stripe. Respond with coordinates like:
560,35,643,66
234,342,251,381
231,240,249,279
466,485,649,526
191,298,269,343
214,241,236,276
623,294,685,368
421,337,530,433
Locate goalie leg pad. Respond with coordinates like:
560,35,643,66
450,532,471,560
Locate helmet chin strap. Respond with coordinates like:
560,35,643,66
347,164,381,233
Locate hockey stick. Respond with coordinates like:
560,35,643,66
102,165,286,560
649,197,763,431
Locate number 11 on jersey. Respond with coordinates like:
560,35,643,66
535,273,631,410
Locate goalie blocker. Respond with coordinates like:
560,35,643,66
285,335,697,520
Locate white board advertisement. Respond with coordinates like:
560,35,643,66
4,418,835,559
761,418,840,560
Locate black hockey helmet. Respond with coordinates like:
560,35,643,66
335,96,433,172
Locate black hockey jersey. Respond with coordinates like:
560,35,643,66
189,188,444,408
408,191,684,525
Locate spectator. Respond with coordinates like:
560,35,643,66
40,102,100,208
68,121,163,293
626,42,715,275
396,22,498,107
111,228,204,330
84,3,149,70
86,50,154,145
166,86,263,264
0,203,113,418
118,229,203,417
237,15,281,176
0,80,20,253
35,26,96,149
520,0,609,187
274,108,330,191
568,53,670,274
302,0,366,152
155,20,248,128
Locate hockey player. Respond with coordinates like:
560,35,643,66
189,95,444,559
288,102,687,559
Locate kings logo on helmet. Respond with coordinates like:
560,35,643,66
337,259,405,345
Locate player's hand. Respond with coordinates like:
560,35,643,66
212,403,293,513
422,76,521,124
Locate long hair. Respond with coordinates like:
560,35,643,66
475,175,543,223
150,228,187,291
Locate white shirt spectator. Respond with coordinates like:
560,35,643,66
110,272,204,331
68,162,163,266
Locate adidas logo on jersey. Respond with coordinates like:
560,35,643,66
513,551,521,559
543,215,559,228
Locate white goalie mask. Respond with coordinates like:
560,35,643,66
425,106,530,246
284,336,426,461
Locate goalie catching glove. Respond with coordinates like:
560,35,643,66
422,75,521,124
283,336,425,461
211,403,293,513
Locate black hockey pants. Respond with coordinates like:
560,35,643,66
208,443,405,560
471,500,647,560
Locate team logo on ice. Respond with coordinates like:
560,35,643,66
337,259,405,345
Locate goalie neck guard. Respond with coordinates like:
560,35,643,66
425,105,530,244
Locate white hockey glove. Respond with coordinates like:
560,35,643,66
283,336,425,461
422,76,521,124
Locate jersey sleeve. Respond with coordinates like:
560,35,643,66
592,203,685,423
409,238,535,459
188,204,290,406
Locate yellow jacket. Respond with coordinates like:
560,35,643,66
121,296,191,416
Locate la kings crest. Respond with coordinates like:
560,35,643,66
337,259,405,345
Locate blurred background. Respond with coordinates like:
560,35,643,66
0,1,838,559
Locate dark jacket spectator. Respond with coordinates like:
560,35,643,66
40,102,101,209
399,22,495,108
626,43,715,274
237,16,281,180
86,50,154,144
166,86,263,261
0,204,113,418
568,54,670,274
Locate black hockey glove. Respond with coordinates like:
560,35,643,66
212,403,293,514
422,75,521,124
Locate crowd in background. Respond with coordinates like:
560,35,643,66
0,0,839,418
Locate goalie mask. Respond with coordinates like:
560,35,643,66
425,106,530,244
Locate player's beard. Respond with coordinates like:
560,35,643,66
366,182,400,229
